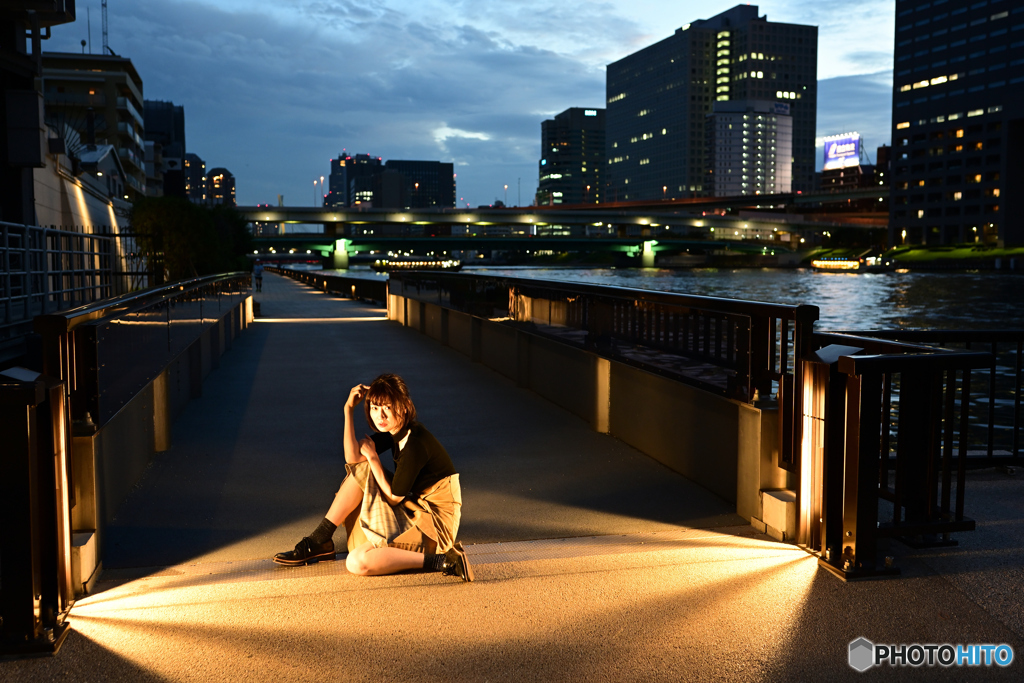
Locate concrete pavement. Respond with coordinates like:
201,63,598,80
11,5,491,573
4,271,1023,681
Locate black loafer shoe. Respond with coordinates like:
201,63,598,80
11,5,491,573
273,537,336,566
442,541,474,582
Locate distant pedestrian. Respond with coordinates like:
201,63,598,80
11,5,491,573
273,374,473,581
253,261,264,292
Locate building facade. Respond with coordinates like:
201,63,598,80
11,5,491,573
144,100,186,198
605,5,816,201
326,154,455,208
205,167,235,206
184,153,206,204
326,154,382,207
384,159,456,209
42,52,147,200
890,0,1024,246
705,100,792,196
537,107,605,205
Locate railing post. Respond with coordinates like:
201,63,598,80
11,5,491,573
0,373,74,657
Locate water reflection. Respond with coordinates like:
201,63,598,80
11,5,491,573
476,267,1024,331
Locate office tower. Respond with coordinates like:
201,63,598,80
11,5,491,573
206,167,235,206
536,107,605,205
705,100,792,196
890,0,1024,246
326,154,455,208
383,160,456,208
42,52,147,200
326,153,382,207
606,5,816,201
144,100,187,198
184,153,206,203
325,156,348,207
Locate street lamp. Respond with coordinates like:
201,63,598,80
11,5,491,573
313,179,318,206
662,185,667,199
504,184,508,206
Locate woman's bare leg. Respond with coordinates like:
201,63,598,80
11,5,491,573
346,542,426,576
325,475,363,526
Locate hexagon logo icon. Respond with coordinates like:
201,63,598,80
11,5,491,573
849,637,875,672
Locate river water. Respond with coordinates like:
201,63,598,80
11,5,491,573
317,265,1024,332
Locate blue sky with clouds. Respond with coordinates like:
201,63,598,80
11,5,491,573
47,1,896,206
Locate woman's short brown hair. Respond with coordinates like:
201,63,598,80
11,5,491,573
364,373,416,431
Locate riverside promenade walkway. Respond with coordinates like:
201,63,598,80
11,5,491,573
5,271,1024,681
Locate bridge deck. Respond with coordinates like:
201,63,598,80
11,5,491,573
6,272,1024,681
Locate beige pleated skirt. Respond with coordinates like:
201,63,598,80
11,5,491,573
342,460,462,555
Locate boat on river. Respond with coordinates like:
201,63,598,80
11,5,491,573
811,250,894,273
371,257,462,273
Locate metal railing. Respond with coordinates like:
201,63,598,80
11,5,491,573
266,266,388,303
828,330,1023,464
390,271,819,469
1,222,149,362
805,333,994,578
34,272,250,427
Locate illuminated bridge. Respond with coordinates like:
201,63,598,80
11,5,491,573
237,187,887,266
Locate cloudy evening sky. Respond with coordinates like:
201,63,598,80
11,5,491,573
48,1,896,207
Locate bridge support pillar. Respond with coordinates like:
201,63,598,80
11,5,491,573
332,248,349,270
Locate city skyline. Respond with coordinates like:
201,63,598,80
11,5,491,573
48,1,897,207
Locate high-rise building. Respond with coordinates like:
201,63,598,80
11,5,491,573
537,107,605,205
42,52,147,200
384,160,456,208
326,154,455,208
605,5,817,202
184,153,206,203
206,167,235,206
890,0,1024,247
144,100,186,198
326,154,382,207
705,100,792,196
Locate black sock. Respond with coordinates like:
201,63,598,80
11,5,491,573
423,553,445,572
309,518,337,545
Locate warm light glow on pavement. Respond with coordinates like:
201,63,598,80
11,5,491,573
253,317,389,323
57,526,817,681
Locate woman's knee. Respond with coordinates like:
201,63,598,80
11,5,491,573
346,546,371,575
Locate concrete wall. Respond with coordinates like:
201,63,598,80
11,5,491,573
68,295,252,596
388,293,790,515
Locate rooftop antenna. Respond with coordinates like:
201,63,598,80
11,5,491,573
859,137,873,166
102,0,109,55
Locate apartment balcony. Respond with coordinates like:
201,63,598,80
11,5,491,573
115,96,144,127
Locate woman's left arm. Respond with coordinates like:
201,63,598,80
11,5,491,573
359,437,405,506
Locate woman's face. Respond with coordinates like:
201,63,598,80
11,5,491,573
369,402,400,433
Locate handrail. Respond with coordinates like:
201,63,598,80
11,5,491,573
390,270,818,470
837,350,993,374
265,266,387,302
34,272,249,335
818,329,1022,464
396,271,813,319
33,272,251,427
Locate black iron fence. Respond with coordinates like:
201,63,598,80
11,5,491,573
804,333,997,578
1,222,148,362
264,266,387,303
33,272,250,427
829,330,1023,464
389,271,819,470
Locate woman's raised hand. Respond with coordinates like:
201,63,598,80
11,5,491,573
345,383,370,410
359,436,377,460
